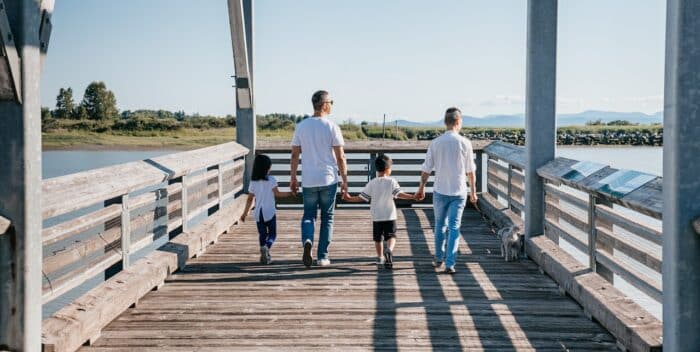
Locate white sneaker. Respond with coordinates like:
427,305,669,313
376,257,386,266
317,258,331,266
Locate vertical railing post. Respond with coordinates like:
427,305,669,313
587,195,597,272
369,152,377,181
475,150,483,193
0,1,45,349
524,0,557,240
181,175,189,233
507,165,513,210
217,164,225,209
663,1,700,348
120,194,131,268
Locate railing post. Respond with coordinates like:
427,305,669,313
524,0,557,240
475,150,483,193
217,164,225,209
663,1,700,348
507,165,513,210
181,175,189,232
587,195,597,272
369,152,377,181
120,194,131,268
594,200,614,283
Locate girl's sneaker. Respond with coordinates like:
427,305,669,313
260,246,269,264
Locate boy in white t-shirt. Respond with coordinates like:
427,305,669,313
343,155,416,268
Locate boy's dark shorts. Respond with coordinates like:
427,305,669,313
373,220,397,242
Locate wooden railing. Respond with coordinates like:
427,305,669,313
41,142,248,352
481,141,662,351
256,140,489,206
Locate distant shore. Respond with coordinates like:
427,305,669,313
42,125,663,151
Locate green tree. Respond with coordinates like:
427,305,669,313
41,107,52,122
73,106,89,120
54,87,75,119
81,81,118,120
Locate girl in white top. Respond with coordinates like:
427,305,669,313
240,154,294,264
343,154,416,268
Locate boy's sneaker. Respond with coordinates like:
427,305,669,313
266,251,272,265
302,240,313,268
376,257,385,267
260,246,268,264
317,258,331,267
445,266,456,275
384,250,393,269
432,261,444,268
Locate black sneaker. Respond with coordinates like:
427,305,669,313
302,240,313,268
432,261,444,268
384,249,393,269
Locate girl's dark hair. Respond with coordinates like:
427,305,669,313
251,154,272,181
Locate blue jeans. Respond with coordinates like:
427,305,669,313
256,210,277,248
301,183,338,260
433,192,467,268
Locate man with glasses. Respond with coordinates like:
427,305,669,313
290,90,348,267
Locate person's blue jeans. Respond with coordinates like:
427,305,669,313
301,183,338,260
433,192,467,268
256,210,277,249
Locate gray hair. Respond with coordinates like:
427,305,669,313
444,107,462,127
312,90,330,110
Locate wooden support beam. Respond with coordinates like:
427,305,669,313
0,0,43,350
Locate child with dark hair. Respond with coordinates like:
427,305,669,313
241,154,294,264
343,154,416,268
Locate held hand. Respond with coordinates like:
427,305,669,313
469,192,478,204
340,181,348,196
342,192,351,201
415,188,426,201
290,178,298,196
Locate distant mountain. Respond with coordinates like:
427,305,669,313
390,110,663,128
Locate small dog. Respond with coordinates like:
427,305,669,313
498,225,523,262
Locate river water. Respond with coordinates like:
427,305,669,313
42,146,663,319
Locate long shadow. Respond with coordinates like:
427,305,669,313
372,266,397,351
402,208,465,351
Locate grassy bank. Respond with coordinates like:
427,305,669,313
42,124,663,150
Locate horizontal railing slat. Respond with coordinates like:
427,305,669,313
43,251,122,304
42,204,122,246
544,218,588,254
595,250,662,302
595,226,662,273
595,205,662,246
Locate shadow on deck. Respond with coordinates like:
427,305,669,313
80,208,616,351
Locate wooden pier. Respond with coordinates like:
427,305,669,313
77,208,616,351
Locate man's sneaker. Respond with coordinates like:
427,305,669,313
260,246,268,264
445,266,456,275
302,240,313,268
384,250,394,269
432,261,444,268
317,258,331,267
266,251,272,265
376,257,385,267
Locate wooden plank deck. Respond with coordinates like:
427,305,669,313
80,208,616,351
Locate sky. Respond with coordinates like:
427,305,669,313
41,0,666,123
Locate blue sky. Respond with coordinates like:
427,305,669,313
41,1,666,122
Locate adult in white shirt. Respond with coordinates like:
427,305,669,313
416,107,478,274
290,90,348,267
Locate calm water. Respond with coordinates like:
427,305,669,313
42,146,664,319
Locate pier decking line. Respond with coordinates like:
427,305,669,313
78,208,617,351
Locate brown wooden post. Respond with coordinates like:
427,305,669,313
120,194,131,268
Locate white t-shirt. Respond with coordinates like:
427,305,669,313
248,176,278,222
291,116,345,188
421,131,477,197
359,176,402,222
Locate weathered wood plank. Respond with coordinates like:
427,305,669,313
595,226,661,273
257,140,490,153
42,197,247,352
595,205,661,246
483,141,526,168
42,204,122,246
77,204,615,351
594,251,662,302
